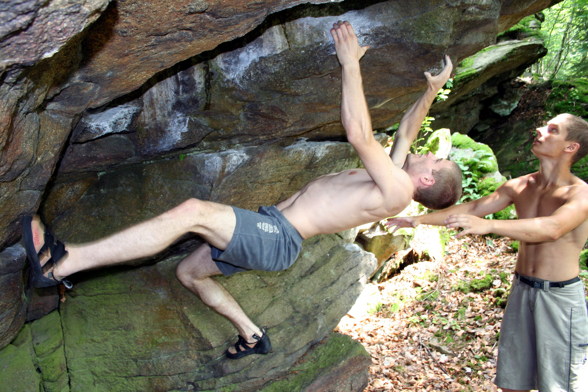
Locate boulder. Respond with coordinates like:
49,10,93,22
0,0,561,389
0,0,559,249
4,234,376,391
431,36,548,134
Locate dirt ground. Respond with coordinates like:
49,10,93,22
337,234,581,391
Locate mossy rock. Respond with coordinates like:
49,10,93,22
30,311,69,391
258,333,371,392
451,133,499,174
0,325,43,392
497,15,544,41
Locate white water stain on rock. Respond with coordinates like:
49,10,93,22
157,111,190,151
75,104,140,142
197,149,251,181
213,25,289,83
221,149,251,174
285,138,343,160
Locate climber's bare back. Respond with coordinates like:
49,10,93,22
277,168,413,239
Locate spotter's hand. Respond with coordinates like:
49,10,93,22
445,214,492,238
385,216,417,234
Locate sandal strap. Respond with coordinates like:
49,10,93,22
225,329,271,359
40,229,71,288
234,333,262,352
47,272,74,290
40,230,67,271
233,335,249,353
44,230,67,259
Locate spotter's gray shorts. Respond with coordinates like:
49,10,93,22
210,206,303,276
495,273,588,391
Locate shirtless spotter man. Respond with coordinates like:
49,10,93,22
388,113,588,391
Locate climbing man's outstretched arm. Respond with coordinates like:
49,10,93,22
389,56,452,167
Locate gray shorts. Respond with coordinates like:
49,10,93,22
210,206,303,276
495,273,588,391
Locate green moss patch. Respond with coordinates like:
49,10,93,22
258,333,369,392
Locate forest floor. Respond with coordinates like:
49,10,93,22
336,234,588,392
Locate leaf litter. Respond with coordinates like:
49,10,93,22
337,235,535,391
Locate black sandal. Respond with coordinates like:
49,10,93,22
22,215,73,289
225,329,272,359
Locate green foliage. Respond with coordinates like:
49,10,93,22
413,116,436,154
493,205,516,221
545,78,588,118
510,241,520,252
580,249,588,270
530,0,588,80
493,288,509,308
451,135,499,176
370,293,409,317
417,289,440,302
572,152,588,182
477,177,501,195
439,228,452,252
407,313,429,327
436,78,453,102
369,302,384,315
454,270,510,308
456,273,494,293
544,78,588,181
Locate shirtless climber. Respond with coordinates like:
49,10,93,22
22,21,461,359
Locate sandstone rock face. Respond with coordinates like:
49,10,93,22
431,37,548,134
1,0,559,248
0,0,558,389
0,0,110,70
0,245,27,348
2,234,376,391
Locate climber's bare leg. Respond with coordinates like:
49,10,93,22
29,198,236,280
176,244,263,353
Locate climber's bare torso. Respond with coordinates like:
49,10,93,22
277,168,413,239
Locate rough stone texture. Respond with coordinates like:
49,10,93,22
0,325,42,392
50,0,344,112
0,0,559,250
0,0,110,70
0,245,27,348
30,311,69,392
13,234,374,391
431,37,548,134
0,0,559,389
44,139,363,241
263,333,372,392
357,224,407,275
